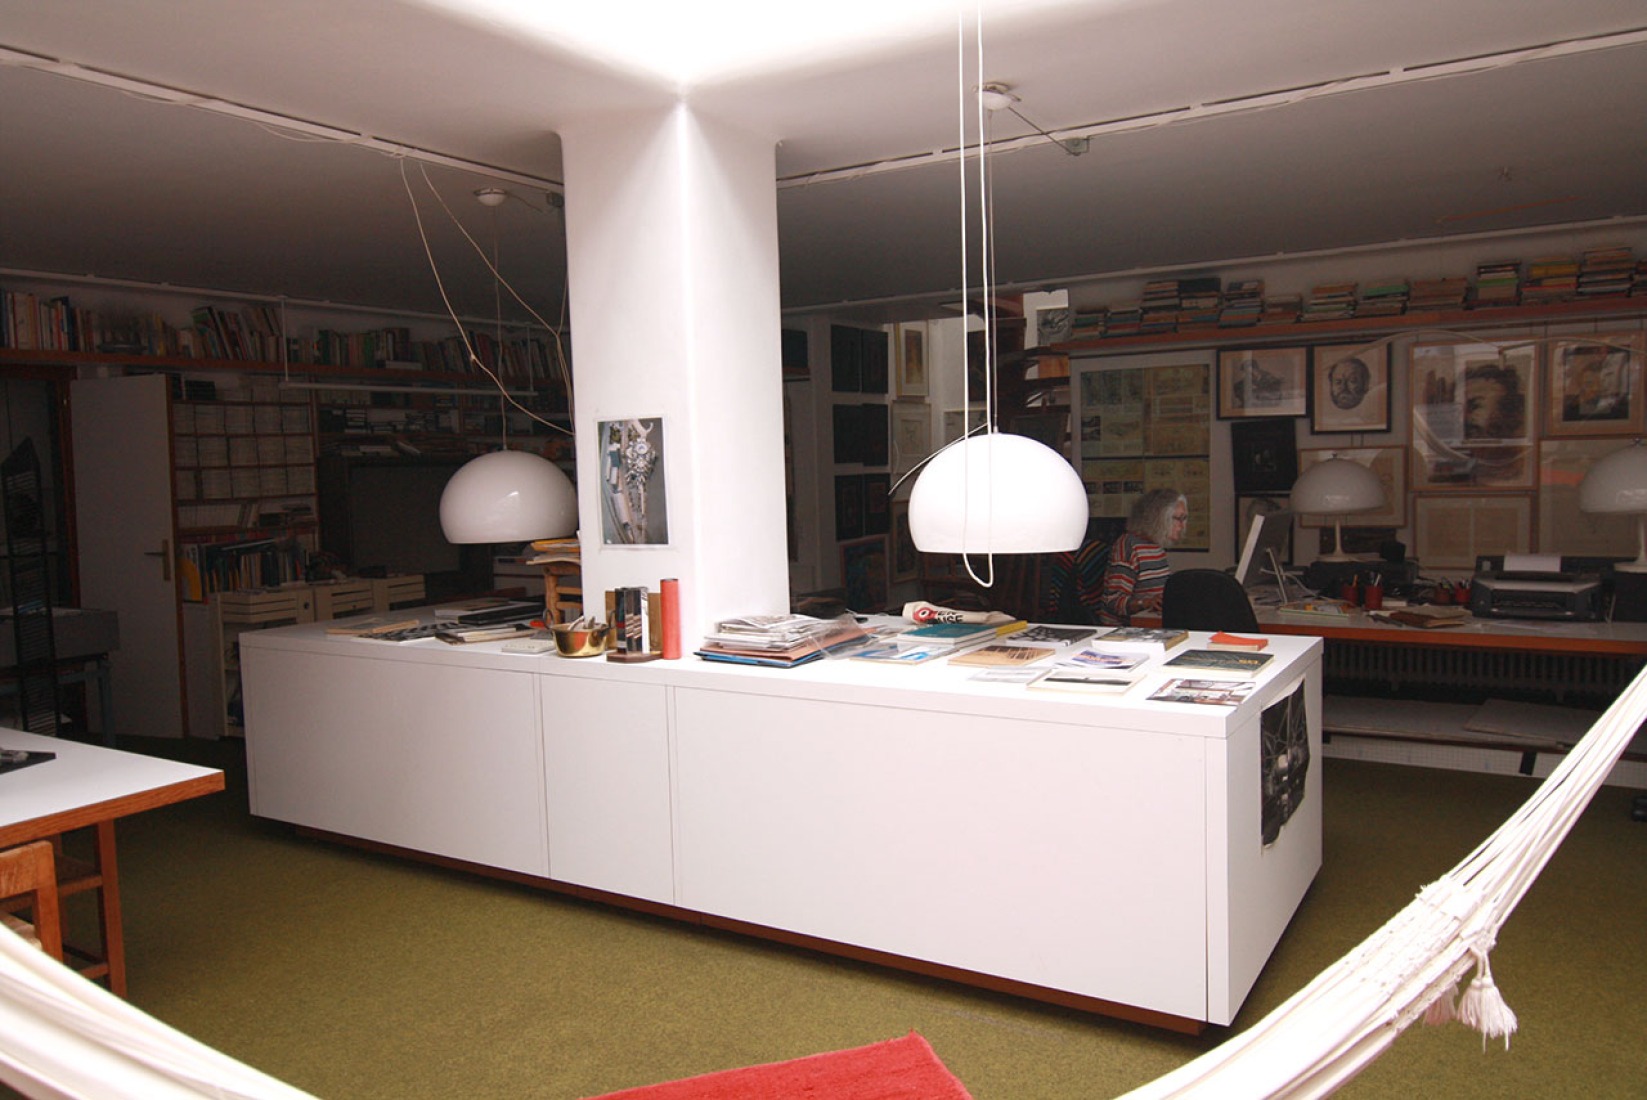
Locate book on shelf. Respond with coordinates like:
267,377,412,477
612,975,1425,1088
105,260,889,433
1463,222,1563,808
1161,648,1274,679
1089,627,1189,654
948,643,1059,668
1147,679,1257,706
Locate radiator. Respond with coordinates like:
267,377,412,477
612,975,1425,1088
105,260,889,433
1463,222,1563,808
1322,640,1645,708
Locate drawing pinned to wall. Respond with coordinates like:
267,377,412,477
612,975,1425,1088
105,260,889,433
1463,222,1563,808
600,417,669,545
1545,331,1644,438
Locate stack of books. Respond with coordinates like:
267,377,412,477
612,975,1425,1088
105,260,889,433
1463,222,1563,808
1176,277,1224,331
1219,280,1264,327
1301,283,1358,322
1472,261,1521,307
1258,293,1302,325
1354,279,1410,318
1578,246,1635,298
1409,275,1471,312
696,614,869,668
1522,256,1580,304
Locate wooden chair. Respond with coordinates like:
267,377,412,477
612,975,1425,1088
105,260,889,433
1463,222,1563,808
0,840,64,960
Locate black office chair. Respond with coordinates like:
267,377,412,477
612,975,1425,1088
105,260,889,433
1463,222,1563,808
1161,569,1261,633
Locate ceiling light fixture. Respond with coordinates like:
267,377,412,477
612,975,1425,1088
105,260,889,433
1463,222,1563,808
907,11,1088,572
474,187,508,207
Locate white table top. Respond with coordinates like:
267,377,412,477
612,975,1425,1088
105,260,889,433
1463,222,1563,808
0,729,221,837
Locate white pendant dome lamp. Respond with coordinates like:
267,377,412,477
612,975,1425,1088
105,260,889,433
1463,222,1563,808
1579,438,1647,573
907,26,1088,560
439,448,578,544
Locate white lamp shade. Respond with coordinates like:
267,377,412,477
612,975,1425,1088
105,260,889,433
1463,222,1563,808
1291,457,1385,515
908,433,1088,553
1578,440,1647,514
439,450,577,544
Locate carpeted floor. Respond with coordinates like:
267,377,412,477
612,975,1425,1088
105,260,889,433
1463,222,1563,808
22,738,1647,1098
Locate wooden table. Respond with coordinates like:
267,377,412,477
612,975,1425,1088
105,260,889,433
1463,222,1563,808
1251,606,1647,656
0,730,223,994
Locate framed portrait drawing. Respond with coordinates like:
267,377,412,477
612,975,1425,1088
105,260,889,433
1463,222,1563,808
1217,347,1307,419
1295,447,1407,529
833,474,864,542
895,322,929,398
1544,331,1644,438
1310,344,1390,433
892,402,930,476
1412,494,1531,569
1409,341,1536,490
1228,417,1298,493
1537,439,1641,557
890,500,918,583
839,536,889,614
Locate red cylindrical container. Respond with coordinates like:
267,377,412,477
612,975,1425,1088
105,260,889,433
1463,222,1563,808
660,577,682,659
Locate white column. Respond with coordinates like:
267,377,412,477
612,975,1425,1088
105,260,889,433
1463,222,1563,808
559,103,789,642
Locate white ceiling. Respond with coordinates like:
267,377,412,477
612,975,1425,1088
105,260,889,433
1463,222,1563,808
2,0,1645,329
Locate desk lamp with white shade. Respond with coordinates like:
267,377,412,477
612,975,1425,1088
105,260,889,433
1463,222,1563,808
1290,456,1385,562
1579,438,1647,573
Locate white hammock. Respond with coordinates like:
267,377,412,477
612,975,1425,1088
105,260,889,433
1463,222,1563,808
0,913,314,1099
1121,662,1647,1099
2,667,1641,1099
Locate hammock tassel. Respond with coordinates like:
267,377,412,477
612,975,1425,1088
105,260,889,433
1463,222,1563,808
1456,950,1517,1050
1422,985,1457,1027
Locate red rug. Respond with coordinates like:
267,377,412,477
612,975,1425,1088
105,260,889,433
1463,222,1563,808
587,1032,974,1099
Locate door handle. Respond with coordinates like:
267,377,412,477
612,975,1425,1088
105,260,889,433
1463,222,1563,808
142,538,172,583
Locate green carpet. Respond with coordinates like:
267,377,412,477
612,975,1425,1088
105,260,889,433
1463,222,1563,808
36,740,1647,1098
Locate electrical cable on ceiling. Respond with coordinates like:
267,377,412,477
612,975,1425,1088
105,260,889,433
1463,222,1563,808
395,157,572,438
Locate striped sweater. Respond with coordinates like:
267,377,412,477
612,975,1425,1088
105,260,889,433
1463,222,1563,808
1097,533,1169,626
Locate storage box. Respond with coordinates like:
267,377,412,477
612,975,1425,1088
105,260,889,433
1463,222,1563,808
310,579,377,620
217,585,315,625
372,574,426,612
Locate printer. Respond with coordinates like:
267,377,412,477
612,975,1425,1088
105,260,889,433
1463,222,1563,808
1470,554,1604,621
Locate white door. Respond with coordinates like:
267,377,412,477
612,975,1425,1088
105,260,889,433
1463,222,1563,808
71,374,185,739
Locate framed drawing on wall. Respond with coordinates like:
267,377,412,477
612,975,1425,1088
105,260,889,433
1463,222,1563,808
1544,331,1644,438
839,536,889,614
1295,447,1406,529
1217,347,1307,418
892,402,930,476
1537,439,1642,557
890,500,918,582
1409,341,1536,490
1412,494,1531,569
895,323,929,398
1310,344,1390,433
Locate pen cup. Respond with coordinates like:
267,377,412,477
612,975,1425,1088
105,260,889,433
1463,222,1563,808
1362,584,1384,611
1340,581,1361,606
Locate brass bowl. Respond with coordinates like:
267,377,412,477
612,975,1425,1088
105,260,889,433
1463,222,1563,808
551,622,609,657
